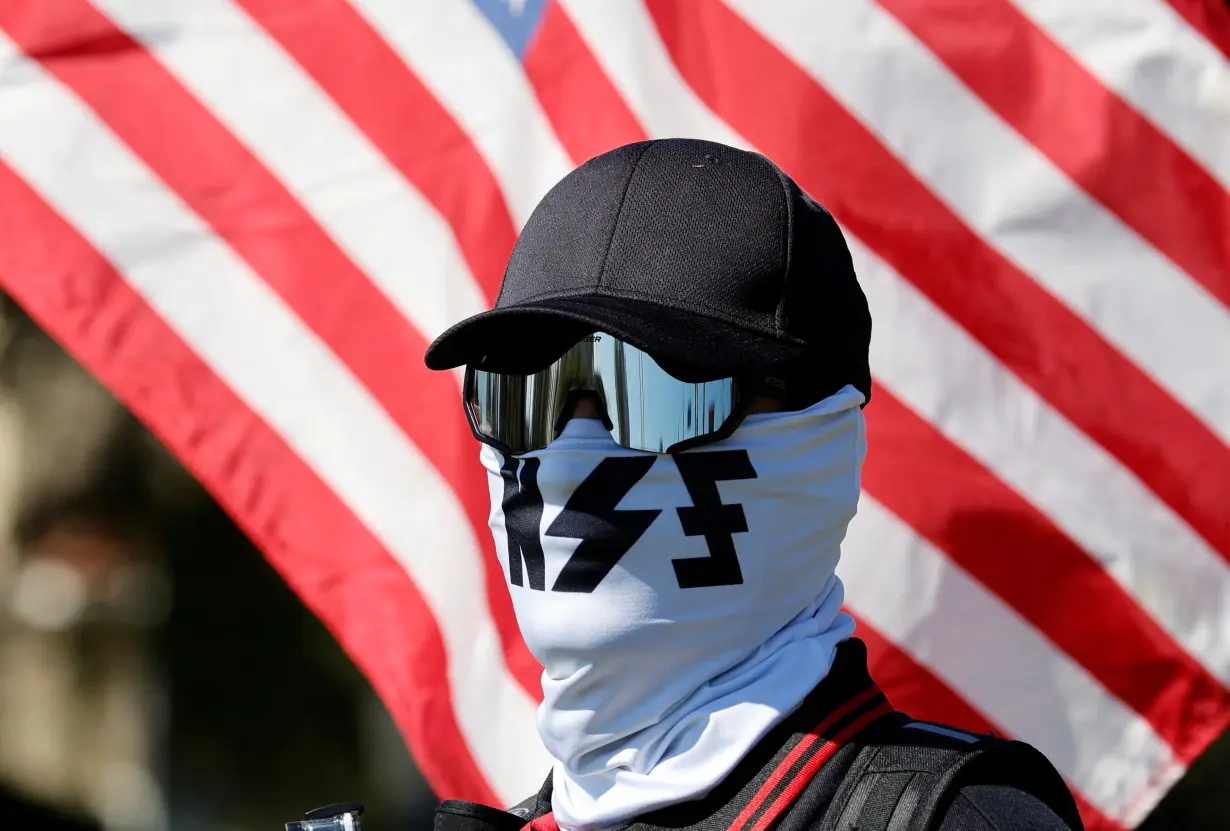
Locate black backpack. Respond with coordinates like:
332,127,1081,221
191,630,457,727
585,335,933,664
435,691,1084,831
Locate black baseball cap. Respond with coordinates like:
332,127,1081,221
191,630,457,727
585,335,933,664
424,138,871,405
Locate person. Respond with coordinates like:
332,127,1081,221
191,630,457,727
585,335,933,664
424,139,1083,831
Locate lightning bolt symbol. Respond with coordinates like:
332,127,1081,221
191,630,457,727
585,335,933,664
548,456,661,593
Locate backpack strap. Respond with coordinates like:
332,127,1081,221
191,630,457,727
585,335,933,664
722,685,894,831
435,651,900,831
819,721,1084,831
434,800,527,831
463,679,895,831
622,681,893,831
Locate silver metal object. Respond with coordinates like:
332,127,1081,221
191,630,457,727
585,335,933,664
286,803,363,831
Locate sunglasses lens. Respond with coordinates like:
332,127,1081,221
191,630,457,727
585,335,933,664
465,333,747,454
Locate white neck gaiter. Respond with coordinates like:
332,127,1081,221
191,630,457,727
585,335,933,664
481,386,867,831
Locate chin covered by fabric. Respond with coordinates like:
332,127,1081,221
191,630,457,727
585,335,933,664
481,385,869,831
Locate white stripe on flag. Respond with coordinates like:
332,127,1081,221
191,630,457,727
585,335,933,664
727,0,1230,445
843,497,1185,826
348,0,573,228
850,234,1230,685
1010,0,1230,192
0,35,549,803
559,0,747,148
91,0,489,344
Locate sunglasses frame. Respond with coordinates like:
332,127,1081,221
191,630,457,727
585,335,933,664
461,335,771,456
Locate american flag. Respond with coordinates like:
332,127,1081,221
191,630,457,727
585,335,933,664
1,1,1227,828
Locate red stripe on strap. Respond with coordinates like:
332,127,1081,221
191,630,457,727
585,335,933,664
878,0,1230,313
0,159,499,804
524,1,649,163
0,0,542,702
521,811,561,831
746,702,895,831
728,685,887,831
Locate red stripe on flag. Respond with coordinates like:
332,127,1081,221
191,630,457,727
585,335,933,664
235,0,518,302
877,0,1230,312
644,0,1230,570
0,0,542,701
863,388,1230,764
523,1,649,164
0,158,498,804
854,619,1124,831
855,619,996,734
1161,0,1230,62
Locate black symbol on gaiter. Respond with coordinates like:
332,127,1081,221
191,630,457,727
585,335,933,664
548,456,661,593
671,450,757,588
499,454,545,590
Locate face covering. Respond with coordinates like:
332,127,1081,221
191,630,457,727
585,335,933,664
481,385,867,831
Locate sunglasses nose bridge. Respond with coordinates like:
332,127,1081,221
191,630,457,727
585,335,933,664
553,388,613,434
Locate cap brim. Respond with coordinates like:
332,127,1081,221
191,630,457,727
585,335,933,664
424,294,804,380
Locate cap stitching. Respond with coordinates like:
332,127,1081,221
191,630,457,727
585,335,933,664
506,285,810,348
768,157,795,342
596,140,658,290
